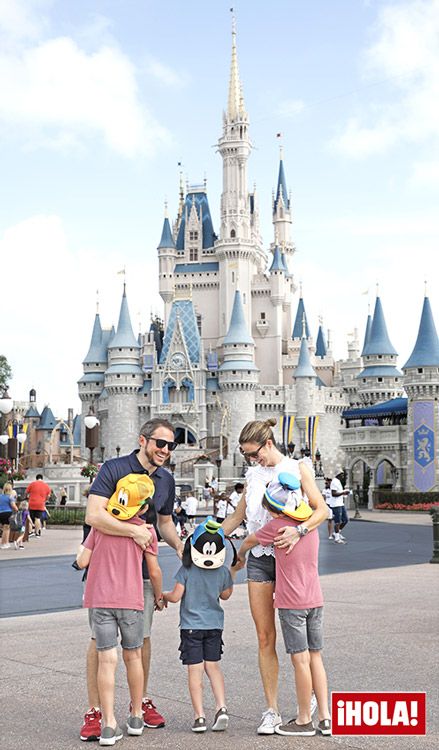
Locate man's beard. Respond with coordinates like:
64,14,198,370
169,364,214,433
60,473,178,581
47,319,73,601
144,445,160,469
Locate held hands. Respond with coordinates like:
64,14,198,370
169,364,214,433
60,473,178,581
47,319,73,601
154,595,166,611
274,525,301,554
231,555,245,574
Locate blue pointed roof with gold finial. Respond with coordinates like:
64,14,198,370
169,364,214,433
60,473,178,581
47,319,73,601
295,336,316,378
269,245,285,272
361,312,373,356
404,296,439,368
274,155,290,213
109,285,139,350
83,313,105,364
362,297,397,356
315,325,327,358
292,297,310,339
223,290,254,345
158,216,175,249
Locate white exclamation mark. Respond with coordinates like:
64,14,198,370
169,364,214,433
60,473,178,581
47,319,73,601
410,700,418,726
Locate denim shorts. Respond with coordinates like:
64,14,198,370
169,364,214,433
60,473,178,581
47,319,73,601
278,606,324,654
333,506,348,525
90,607,144,651
179,629,223,665
246,551,276,583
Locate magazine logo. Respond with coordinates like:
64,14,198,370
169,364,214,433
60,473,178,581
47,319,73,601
332,692,426,736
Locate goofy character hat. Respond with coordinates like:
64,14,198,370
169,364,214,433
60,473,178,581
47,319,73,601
183,516,237,569
264,471,313,521
106,473,155,521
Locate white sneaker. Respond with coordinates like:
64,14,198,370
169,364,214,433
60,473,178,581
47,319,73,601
0,544,10,549
257,708,282,735
296,691,318,721
334,538,346,544
339,533,346,541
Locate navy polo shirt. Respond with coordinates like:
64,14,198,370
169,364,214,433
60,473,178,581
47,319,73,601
90,450,175,580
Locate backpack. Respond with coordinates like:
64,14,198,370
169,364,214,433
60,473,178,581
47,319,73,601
9,510,23,532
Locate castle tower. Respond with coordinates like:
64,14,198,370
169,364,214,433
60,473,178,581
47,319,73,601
215,18,264,338
218,290,258,469
105,285,143,456
157,208,177,326
293,324,317,449
272,147,294,262
78,308,109,457
357,296,403,405
403,295,439,491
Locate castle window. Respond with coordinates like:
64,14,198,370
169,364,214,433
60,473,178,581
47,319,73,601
378,355,382,359
261,312,266,320
378,377,383,382
196,314,202,335
232,271,235,283
189,247,198,261
418,368,423,373
230,229,236,238
363,379,366,383
243,293,246,303
189,231,198,241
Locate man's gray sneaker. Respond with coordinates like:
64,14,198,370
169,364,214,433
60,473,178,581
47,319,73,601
275,719,316,736
127,715,144,736
212,707,229,731
257,708,282,734
317,718,332,735
99,724,123,746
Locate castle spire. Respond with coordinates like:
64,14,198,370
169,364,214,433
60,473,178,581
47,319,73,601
403,296,439,368
109,285,139,349
227,12,247,122
363,296,397,356
292,296,310,339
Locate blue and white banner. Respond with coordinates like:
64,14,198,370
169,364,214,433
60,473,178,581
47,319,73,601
413,401,435,491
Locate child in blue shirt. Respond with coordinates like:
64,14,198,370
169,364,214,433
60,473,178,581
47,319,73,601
164,518,234,733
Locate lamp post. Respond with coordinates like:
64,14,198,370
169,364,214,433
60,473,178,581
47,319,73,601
84,407,100,465
0,420,27,471
116,445,121,458
215,455,223,488
169,460,176,475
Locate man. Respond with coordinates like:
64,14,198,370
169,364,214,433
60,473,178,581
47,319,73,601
80,418,183,742
322,477,334,540
227,483,244,516
25,473,51,537
181,491,198,528
330,468,350,544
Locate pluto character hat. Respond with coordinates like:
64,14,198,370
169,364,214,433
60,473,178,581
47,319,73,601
107,473,155,521
264,471,313,522
183,516,237,569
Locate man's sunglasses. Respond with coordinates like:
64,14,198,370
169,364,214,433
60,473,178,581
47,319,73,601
239,443,265,461
144,436,178,452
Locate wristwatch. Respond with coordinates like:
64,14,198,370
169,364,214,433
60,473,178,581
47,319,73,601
296,524,309,537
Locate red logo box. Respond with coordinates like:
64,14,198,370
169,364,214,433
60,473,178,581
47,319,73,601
332,692,426,736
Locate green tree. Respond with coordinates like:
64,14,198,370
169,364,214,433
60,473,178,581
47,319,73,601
0,355,12,392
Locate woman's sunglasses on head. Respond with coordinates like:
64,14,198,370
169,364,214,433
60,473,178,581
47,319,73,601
145,436,178,451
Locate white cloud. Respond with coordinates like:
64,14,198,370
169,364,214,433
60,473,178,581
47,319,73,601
333,0,439,157
147,58,187,87
0,0,50,43
3,215,161,417
277,98,305,118
0,36,171,157
410,159,439,186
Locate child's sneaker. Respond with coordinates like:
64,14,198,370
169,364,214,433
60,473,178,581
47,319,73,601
126,716,143,736
191,717,207,732
211,707,229,731
275,719,316,736
99,725,123,746
257,708,282,734
317,718,332,735
80,707,101,741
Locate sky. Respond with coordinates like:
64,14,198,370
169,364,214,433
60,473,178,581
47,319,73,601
2,0,439,418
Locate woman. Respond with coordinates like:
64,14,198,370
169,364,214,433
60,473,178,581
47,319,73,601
0,482,18,549
222,418,328,734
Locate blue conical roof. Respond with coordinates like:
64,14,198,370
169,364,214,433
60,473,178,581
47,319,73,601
361,313,373,356
362,297,397,356
109,286,139,349
292,297,310,339
403,297,439,368
294,337,316,378
158,217,175,249
280,252,290,276
274,158,290,212
83,314,105,364
25,405,40,418
37,405,57,430
223,290,254,345
269,245,285,272
315,325,327,358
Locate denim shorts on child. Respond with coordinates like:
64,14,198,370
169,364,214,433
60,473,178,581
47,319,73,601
278,606,324,654
179,629,223,665
90,607,144,651
246,551,276,583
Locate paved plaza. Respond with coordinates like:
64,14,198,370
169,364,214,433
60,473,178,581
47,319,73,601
1,512,438,750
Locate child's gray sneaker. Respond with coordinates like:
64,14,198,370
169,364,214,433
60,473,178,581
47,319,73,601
127,715,144,736
99,724,123,746
317,718,332,735
191,717,207,732
212,707,229,731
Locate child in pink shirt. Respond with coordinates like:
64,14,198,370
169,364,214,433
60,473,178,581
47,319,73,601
76,476,163,745
233,472,331,738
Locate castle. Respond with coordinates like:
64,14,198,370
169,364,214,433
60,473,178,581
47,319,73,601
78,23,439,499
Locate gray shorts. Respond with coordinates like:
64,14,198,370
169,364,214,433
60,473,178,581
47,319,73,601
246,551,276,583
278,606,324,654
87,580,155,641
90,608,144,651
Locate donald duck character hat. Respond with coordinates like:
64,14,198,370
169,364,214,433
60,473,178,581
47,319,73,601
264,471,313,522
106,473,155,521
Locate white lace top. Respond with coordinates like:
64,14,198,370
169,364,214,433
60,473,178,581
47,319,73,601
244,457,304,557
